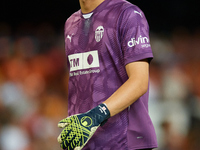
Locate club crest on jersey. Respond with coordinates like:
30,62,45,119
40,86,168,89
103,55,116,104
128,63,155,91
95,26,104,42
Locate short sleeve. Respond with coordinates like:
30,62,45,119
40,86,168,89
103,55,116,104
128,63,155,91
119,6,153,65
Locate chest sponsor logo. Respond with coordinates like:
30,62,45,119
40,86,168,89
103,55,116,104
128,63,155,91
128,35,150,48
68,50,100,72
95,26,104,42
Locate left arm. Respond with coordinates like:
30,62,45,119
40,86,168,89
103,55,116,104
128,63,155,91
103,59,149,117
57,59,150,149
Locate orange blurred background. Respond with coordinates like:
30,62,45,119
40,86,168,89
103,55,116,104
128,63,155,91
0,1,200,150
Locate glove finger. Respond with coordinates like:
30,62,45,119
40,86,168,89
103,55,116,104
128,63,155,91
61,138,81,150
57,133,63,144
60,140,69,150
57,126,70,144
58,116,74,128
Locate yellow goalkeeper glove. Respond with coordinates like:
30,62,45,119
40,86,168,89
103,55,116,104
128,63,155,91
57,103,110,150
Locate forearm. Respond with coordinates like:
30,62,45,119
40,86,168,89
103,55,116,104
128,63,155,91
103,60,149,117
104,77,148,117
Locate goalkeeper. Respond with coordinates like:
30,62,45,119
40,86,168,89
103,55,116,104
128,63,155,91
57,0,158,150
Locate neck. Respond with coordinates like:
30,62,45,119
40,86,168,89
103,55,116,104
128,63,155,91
79,0,105,14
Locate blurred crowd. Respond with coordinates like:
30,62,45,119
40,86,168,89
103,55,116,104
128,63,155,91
0,22,68,150
0,22,200,150
149,29,200,150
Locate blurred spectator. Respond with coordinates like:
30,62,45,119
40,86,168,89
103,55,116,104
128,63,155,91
149,30,200,150
0,23,68,150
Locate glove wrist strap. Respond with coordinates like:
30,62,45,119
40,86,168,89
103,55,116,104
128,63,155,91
88,103,110,126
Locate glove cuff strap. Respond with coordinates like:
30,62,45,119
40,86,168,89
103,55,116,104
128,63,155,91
89,103,110,126
98,103,110,119
98,103,110,126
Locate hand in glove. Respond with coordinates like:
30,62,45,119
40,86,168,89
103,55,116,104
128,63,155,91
57,103,110,150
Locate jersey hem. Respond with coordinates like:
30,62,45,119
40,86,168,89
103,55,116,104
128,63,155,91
128,144,158,150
